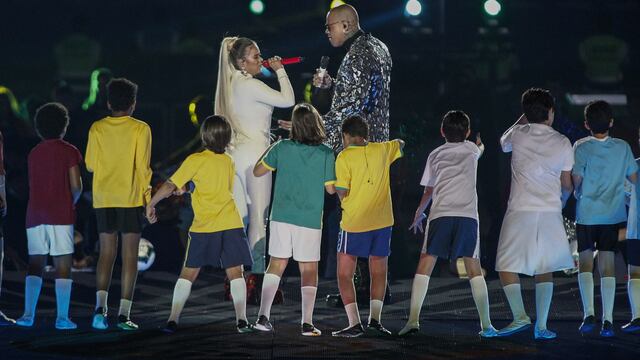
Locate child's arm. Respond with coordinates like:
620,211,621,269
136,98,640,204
146,181,177,224
325,184,336,195
409,186,434,234
69,165,83,204
253,142,279,177
336,188,348,201
135,125,153,206
561,171,573,208
628,172,638,184
500,114,527,152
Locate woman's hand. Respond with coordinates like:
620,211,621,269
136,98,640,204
268,56,283,71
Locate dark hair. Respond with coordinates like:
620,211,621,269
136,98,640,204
341,114,368,139
34,102,69,140
228,37,256,70
521,88,554,123
441,110,470,142
201,115,232,154
107,78,138,112
290,103,326,145
584,100,613,134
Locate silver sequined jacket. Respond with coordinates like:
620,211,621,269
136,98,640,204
324,33,392,150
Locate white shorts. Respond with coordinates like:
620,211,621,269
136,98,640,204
496,210,573,276
269,221,321,262
26,225,74,256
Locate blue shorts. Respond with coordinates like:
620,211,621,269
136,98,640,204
184,228,253,269
423,217,479,260
337,227,392,257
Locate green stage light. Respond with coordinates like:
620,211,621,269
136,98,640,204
249,0,265,15
483,0,502,16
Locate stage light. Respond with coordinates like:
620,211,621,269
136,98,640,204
249,0,264,15
405,0,423,17
330,0,345,9
483,0,502,16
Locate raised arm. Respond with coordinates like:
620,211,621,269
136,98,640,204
249,68,295,108
500,114,528,153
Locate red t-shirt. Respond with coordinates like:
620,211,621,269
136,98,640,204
26,139,82,228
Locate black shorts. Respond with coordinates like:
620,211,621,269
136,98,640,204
627,241,640,267
184,228,253,269
95,207,144,234
576,223,623,252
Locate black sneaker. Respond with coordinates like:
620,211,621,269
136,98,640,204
254,315,273,332
301,323,322,336
332,323,365,338
600,320,615,338
367,319,392,336
621,318,640,333
579,315,596,334
162,321,178,334
237,319,255,333
117,315,139,331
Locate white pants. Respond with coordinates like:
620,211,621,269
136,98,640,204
26,225,74,256
231,142,272,273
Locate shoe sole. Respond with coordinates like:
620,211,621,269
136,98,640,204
117,324,138,331
237,328,255,334
621,326,640,333
398,328,420,337
497,323,531,337
331,332,364,338
254,324,273,332
579,324,595,334
56,325,77,330
302,331,322,336
600,331,615,338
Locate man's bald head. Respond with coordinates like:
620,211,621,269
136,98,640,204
325,4,361,47
328,4,360,26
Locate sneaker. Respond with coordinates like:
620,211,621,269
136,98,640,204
254,315,273,332
579,315,596,334
92,308,108,330
497,317,532,337
367,319,392,336
55,317,77,330
479,326,499,338
398,323,420,337
162,321,178,334
237,319,255,333
0,311,15,326
600,320,615,338
301,323,322,336
534,327,557,340
117,315,139,331
621,318,640,333
332,323,365,338
16,315,34,327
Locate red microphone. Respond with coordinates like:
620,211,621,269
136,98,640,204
262,57,304,68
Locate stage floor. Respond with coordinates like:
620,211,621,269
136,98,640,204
1,270,639,359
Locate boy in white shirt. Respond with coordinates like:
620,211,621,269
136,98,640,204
495,88,574,340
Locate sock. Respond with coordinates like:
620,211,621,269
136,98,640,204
503,283,528,321
55,278,73,319
96,290,108,311
369,299,384,323
230,278,247,322
578,272,595,318
629,279,640,320
344,302,361,327
535,282,553,330
118,299,132,318
601,277,616,323
470,276,492,330
301,286,317,325
168,278,192,323
23,276,43,318
406,274,430,326
257,273,280,319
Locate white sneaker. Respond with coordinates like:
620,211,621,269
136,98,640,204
497,317,532,336
55,317,77,330
398,323,420,336
16,315,35,327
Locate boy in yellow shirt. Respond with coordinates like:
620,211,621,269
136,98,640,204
147,115,254,334
85,78,152,330
332,115,404,337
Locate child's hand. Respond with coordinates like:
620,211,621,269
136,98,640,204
173,185,188,196
409,212,427,234
475,133,482,146
278,120,292,131
146,205,157,224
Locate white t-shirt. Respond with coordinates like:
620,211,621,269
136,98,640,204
421,140,483,221
501,123,574,212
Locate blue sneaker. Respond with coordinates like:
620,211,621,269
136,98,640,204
621,318,640,333
600,321,615,338
479,326,499,338
16,315,34,327
579,315,596,334
497,317,532,337
92,308,108,330
534,327,557,340
55,317,77,330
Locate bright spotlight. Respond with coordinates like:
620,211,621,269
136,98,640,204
330,0,346,9
249,0,265,15
483,0,502,16
405,0,423,17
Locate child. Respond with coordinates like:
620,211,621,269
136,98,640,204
85,78,152,330
624,126,640,334
495,88,574,340
147,115,254,334
331,115,404,337
398,110,497,337
572,100,637,337
252,103,336,336
0,130,14,326
15,103,82,330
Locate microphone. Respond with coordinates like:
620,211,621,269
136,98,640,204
313,56,330,96
261,56,304,68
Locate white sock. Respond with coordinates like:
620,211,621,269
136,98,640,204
629,279,640,320
369,299,384,323
601,277,616,323
535,282,553,330
301,286,317,325
23,276,43,318
55,278,73,319
96,290,108,311
503,283,528,321
168,278,192,323
407,274,430,326
230,278,247,322
344,302,361,327
257,273,280,319
119,299,132,318
578,272,595,318
470,276,492,330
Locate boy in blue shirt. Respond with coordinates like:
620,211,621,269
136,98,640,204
623,127,640,334
572,100,637,337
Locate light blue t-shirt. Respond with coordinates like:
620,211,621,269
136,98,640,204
626,159,640,240
573,136,638,225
